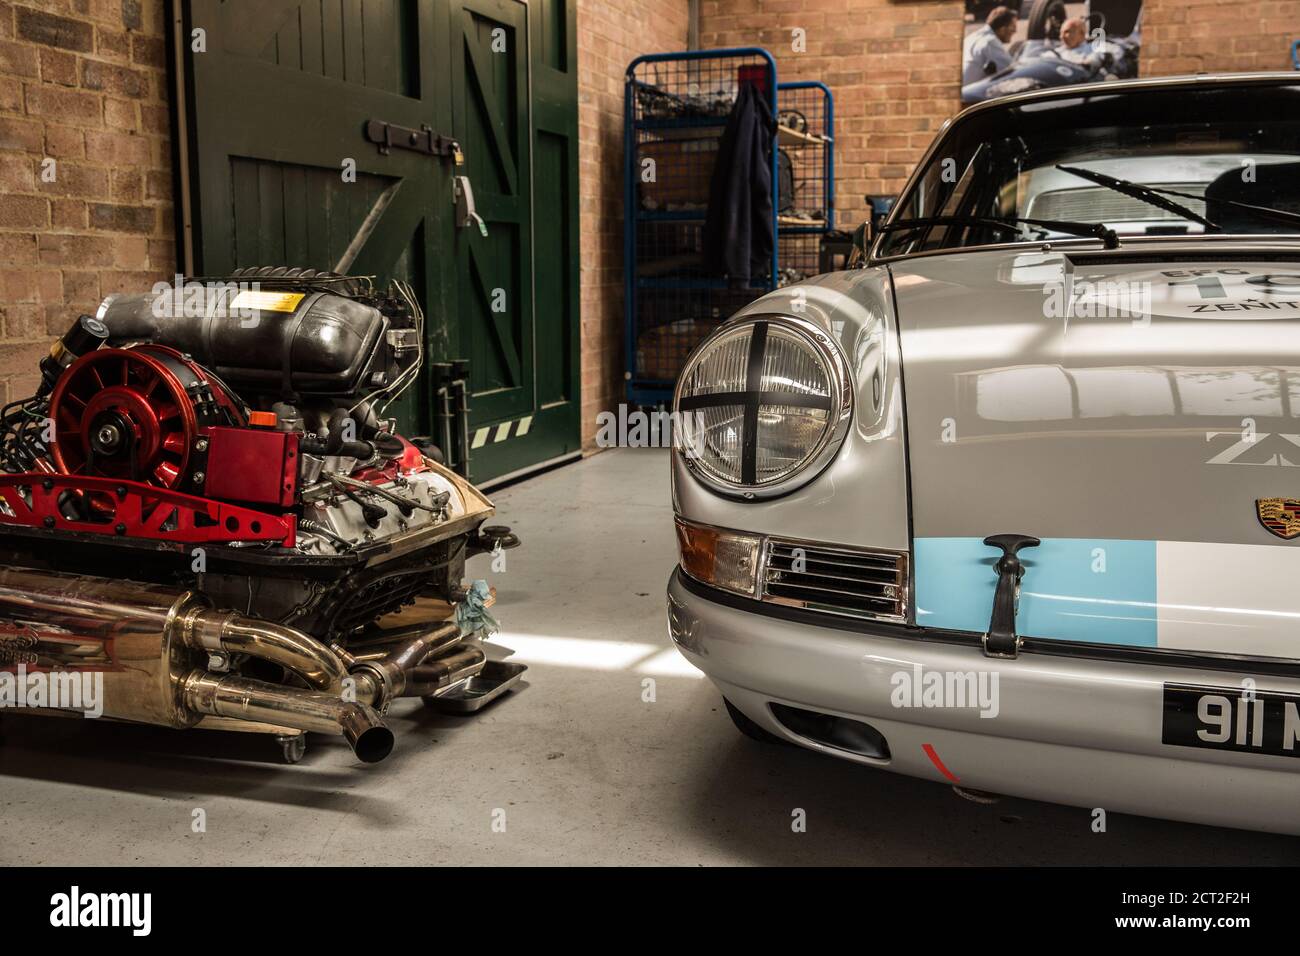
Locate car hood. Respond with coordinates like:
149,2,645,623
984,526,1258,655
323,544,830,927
889,243,1300,657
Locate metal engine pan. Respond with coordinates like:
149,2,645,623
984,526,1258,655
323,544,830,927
423,660,527,714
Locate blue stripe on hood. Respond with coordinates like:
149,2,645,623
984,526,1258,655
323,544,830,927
914,537,1158,646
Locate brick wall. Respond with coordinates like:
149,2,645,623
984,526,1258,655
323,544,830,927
698,0,1300,233
0,0,1294,443
576,0,688,450
1142,0,1300,74
0,0,172,401
698,0,965,233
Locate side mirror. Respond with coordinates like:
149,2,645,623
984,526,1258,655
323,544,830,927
847,221,870,268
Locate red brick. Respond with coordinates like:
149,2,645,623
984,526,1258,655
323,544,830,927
120,0,142,30
83,128,149,164
50,197,86,227
16,7,94,53
39,46,78,85
37,159,109,198
80,57,147,96
96,26,129,59
24,83,102,124
103,95,135,129
0,343,52,379
0,232,38,267
146,235,173,269
0,193,46,228
109,164,140,200
98,268,159,296
139,102,165,132
43,124,84,158
0,38,37,77
110,234,145,268
88,200,154,232
40,233,120,267
61,269,100,304
0,153,34,190
143,167,167,198
0,74,20,111
130,32,162,67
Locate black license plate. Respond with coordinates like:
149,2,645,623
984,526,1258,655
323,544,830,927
1162,682,1300,758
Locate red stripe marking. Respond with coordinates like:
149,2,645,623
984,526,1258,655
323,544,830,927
922,743,959,783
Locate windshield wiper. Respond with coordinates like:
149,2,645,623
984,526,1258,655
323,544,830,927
879,214,1119,249
1059,164,1300,232
1056,164,1219,231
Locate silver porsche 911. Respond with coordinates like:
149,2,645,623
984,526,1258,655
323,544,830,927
667,73,1300,834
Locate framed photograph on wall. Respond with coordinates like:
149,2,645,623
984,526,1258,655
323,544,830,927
961,0,1143,104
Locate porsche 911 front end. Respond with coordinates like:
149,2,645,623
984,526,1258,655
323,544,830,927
667,73,1300,834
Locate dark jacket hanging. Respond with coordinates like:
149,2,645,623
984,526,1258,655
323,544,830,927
702,82,775,284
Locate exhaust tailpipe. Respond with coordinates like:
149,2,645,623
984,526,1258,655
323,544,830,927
182,672,394,763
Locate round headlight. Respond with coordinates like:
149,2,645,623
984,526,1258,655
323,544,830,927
673,315,852,499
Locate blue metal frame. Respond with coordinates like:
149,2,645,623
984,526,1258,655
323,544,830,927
1292,39,1300,70
776,80,835,235
624,47,779,407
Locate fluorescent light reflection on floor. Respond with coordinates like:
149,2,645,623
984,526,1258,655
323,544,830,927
491,632,703,678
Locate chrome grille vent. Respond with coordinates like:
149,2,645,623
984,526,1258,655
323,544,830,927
762,539,908,622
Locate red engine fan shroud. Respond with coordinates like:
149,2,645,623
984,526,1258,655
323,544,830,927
50,344,240,489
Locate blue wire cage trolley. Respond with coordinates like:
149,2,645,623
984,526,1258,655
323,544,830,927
775,80,835,283
624,48,779,407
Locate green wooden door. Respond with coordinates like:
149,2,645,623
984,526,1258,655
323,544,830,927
440,0,579,481
175,0,579,483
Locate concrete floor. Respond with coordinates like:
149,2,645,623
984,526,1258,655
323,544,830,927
2,447,1298,865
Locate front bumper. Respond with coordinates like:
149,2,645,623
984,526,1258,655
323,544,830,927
668,568,1300,834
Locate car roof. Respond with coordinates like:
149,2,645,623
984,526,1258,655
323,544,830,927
951,72,1300,124
871,73,1300,262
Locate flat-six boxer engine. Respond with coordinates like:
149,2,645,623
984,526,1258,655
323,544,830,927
0,268,521,763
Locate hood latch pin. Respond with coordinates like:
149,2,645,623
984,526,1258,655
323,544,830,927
981,534,1040,659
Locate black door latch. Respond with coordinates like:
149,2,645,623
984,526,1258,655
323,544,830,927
364,119,463,164
982,533,1039,659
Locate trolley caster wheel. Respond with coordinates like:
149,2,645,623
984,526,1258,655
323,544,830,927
480,525,521,550
276,734,307,764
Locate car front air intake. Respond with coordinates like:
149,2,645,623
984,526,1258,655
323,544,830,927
762,538,908,623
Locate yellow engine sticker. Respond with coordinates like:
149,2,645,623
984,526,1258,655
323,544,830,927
229,290,306,313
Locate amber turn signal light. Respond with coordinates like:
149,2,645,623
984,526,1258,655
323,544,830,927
674,517,761,597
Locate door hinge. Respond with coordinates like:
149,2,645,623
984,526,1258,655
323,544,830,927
364,119,464,164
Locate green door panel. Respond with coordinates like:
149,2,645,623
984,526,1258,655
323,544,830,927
176,0,578,482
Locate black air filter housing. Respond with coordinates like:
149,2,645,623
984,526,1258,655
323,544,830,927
96,269,413,400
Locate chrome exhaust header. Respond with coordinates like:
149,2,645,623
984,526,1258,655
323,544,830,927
0,566,393,762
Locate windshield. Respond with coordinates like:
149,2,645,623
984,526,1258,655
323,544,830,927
876,82,1300,258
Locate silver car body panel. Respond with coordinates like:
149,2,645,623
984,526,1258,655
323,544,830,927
669,570,1300,834
669,73,1300,830
891,243,1300,658
672,270,911,554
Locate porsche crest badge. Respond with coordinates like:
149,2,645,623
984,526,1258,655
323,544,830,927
1256,498,1300,539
